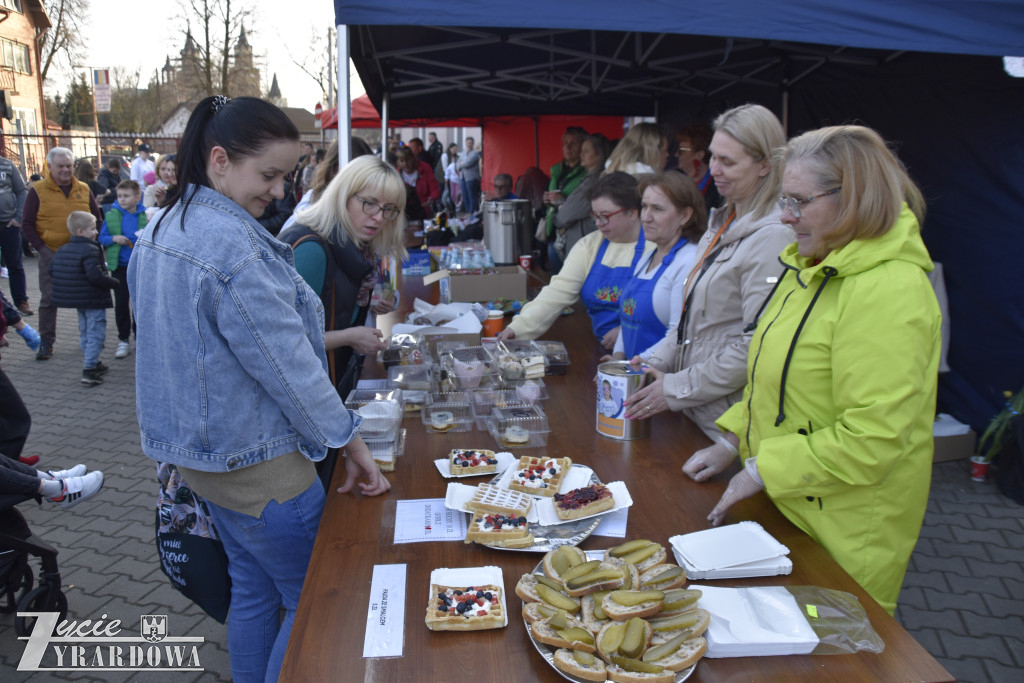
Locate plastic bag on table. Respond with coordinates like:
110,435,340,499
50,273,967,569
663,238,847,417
786,585,885,655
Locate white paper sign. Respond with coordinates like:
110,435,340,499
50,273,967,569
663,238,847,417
394,498,468,543
363,563,407,658
592,507,629,537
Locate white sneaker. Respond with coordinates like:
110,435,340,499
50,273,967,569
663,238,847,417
115,341,130,359
0,266,8,278
46,464,88,480
52,471,104,509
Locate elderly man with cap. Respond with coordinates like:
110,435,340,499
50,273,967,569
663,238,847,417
129,143,155,189
20,147,105,360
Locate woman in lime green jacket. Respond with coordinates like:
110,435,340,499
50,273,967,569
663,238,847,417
684,125,942,615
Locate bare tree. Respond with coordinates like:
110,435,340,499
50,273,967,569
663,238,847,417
176,0,255,97
38,0,90,83
289,27,332,103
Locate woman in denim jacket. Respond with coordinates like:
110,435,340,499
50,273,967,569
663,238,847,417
128,95,389,683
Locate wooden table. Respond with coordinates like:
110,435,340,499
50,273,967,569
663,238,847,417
281,275,952,683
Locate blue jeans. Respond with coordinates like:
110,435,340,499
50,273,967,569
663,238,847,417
205,479,325,683
77,308,106,368
460,176,481,214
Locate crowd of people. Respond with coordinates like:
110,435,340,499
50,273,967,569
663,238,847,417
0,94,941,679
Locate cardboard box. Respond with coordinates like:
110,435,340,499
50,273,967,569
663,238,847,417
424,266,528,303
933,430,977,463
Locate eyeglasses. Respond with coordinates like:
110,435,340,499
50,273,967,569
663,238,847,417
354,194,400,221
589,207,627,226
777,187,841,219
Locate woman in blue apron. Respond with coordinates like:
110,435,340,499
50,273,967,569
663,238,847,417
611,173,707,359
498,172,650,351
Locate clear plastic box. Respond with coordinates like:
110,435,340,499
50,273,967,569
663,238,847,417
365,428,406,472
439,346,500,390
434,339,469,361
378,333,427,368
533,340,570,376
388,364,434,391
421,398,475,434
486,404,551,448
345,388,406,411
490,340,548,382
468,384,548,429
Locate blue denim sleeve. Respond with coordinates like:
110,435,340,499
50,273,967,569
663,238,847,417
216,257,360,451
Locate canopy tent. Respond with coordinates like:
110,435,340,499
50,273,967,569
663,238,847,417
333,1,1024,431
319,94,482,129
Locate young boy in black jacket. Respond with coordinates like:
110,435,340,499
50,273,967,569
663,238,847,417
49,211,118,385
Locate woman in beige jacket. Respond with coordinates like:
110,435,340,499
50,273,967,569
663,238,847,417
623,104,794,442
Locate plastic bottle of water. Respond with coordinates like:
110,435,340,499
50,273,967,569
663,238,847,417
483,249,495,268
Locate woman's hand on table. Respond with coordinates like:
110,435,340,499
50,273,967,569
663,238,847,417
338,436,391,497
682,440,737,482
496,327,516,342
600,326,620,351
707,468,764,527
623,361,669,419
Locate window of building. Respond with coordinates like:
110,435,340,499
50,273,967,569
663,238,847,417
0,39,31,75
12,107,37,135
0,1,23,14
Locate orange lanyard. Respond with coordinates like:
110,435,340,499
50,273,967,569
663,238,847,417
680,209,735,312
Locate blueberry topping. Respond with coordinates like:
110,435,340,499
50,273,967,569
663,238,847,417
484,592,493,601
454,590,462,596
518,516,527,525
456,601,468,614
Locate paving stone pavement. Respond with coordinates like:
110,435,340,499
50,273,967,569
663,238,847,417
2,255,1023,682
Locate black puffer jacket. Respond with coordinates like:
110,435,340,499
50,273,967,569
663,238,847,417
49,236,118,308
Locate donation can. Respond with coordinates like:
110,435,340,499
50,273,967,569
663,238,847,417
596,360,651,440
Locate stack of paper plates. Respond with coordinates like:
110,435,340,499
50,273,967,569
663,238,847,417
669,521,792,579
691,585,820,657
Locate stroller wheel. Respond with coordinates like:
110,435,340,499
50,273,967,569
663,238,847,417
15,585,68,637
0,559,33,614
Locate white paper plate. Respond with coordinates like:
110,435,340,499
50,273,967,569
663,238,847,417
429,565,507,627
433,451,516,478
534,481,633,527
669,521,790,572
492,461,593,497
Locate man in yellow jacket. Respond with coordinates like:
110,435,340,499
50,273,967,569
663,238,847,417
21,147,105,360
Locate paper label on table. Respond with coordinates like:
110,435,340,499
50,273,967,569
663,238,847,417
592,507,628,537
363,563,407,658
394,498,468,543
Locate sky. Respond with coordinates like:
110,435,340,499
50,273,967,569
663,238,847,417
48,0,364,114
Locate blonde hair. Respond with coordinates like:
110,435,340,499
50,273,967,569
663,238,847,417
712,104,785,219
66,210,96,235
605,123,665,176
294,155,408,261
781,125,925,252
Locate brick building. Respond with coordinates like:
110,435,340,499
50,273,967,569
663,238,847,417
0,0,50,176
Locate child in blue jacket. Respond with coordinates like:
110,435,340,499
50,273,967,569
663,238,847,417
99,180,147,359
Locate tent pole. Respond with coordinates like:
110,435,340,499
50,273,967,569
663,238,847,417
381,93,391,161
534,117,539,167
781,90,789,135
338,24,352,164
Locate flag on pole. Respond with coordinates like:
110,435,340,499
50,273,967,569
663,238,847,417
93,68,111,113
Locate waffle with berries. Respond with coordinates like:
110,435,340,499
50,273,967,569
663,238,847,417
509,456,572,498
554,484,615,521
425,585,504,631
466,483,534,517
464,512,534,548
449,449,500,475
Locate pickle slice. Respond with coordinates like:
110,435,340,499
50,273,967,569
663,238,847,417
608,539,652,558
648,610,702,632
609,589,664,606
621,543,662,565
619,563,633,590
619,617,646,658
610,655,665,673
536,584,580,613
550,550,571,576
645,565,685,588
642,631,688,662
548,609,568,630
599,621,626,654
591,590,611,620
566,569,623,590
573,649,597,666
560,560,602,584
557,627,596,645
536,604,557,619
535,574,564,592
661,588,701,612
558,545,583,570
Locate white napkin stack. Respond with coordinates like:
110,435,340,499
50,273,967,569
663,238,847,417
693,585,819,657
669,521,792,579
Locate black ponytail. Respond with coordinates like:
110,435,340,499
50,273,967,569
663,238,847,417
154,95,300,233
